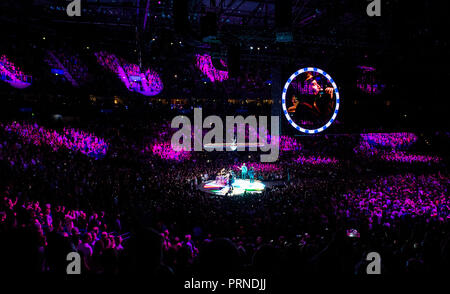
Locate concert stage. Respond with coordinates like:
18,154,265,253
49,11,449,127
200,178,266,196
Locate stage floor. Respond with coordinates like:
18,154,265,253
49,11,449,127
200,178,266,196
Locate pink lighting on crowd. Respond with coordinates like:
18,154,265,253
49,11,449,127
345,174,449,220
380,152,441,163
355,132,418,155
151,142,191,162
95,51,163,96
0,55,32,89
279,136,302,152
361,132,417,150
195,54,229,82
354,132,441,163
232,162,281,173
3,122,108,158
294,155,339,165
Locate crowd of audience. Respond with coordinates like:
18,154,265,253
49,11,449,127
354,132,441,165
380,152,441,164
0,196,126,274
0,117,448,278
293,154,339,166
2,121,108,158
195,54,229,83
95,51,163,96
149,141,192,161
230,162,283,181
361,132,417,150
345,173,449,221
0,54,31,84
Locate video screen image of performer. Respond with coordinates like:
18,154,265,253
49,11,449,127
287,71,335,129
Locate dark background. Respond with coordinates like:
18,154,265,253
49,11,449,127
0,0,448,132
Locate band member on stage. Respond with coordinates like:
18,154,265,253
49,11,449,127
248,167,255,183
228,170,235,184
228,170,234,192
241,163,247,180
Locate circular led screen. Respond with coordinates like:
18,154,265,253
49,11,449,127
282,67,340,134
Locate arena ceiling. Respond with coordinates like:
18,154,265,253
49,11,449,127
0,0,386,50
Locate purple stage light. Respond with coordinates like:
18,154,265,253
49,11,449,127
195,54,229,82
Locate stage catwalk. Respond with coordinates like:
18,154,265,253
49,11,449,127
200,178,266,196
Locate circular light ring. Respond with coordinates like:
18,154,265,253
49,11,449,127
281,67,340,134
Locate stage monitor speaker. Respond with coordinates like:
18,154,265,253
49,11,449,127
227,44,240,78
275,0,292,29
173,0,189,33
